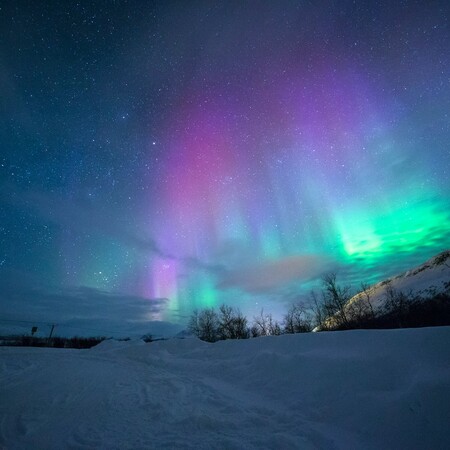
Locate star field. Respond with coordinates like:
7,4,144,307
1,1,449,325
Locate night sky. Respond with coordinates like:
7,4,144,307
1,1,449,334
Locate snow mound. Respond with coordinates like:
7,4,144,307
1,327,449,449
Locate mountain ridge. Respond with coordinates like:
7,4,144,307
317,250,450,331
348,249,450,313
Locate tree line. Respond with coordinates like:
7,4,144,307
188,274,450,342
0,335,107,349
188,302,312,342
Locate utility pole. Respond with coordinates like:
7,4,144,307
48,324,55,341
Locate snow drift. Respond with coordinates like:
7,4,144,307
1,327,449,449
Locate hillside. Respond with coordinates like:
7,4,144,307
1,327,450,449
347,250,450,313
312,250,450,332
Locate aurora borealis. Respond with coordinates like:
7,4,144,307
1,1,449,330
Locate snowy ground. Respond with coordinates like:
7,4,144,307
1,328,449,450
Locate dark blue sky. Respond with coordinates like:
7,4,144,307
1,1,449,335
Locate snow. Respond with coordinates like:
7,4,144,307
346,250,450,313
1,327,450,449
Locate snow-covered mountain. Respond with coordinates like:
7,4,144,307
346,250,450,314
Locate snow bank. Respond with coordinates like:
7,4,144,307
1,327,449,449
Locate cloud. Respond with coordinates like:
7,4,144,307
217,254,333,294
0,269,182,338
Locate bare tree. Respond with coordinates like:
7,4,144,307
360,282,375,318
252,309,281,336
383,284,410,328
310,290,327,330
188,308,219,342
283,303,312,333
347,282,376,325
269,318,282,336
250,324,260,338
187,309,201,336
217,304,249,340
321,273,352,329
231,311,250,339
252,309,268,336
217,304,234,340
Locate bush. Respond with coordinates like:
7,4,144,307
141,334,153,343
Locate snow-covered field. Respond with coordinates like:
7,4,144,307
1,328,450,450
